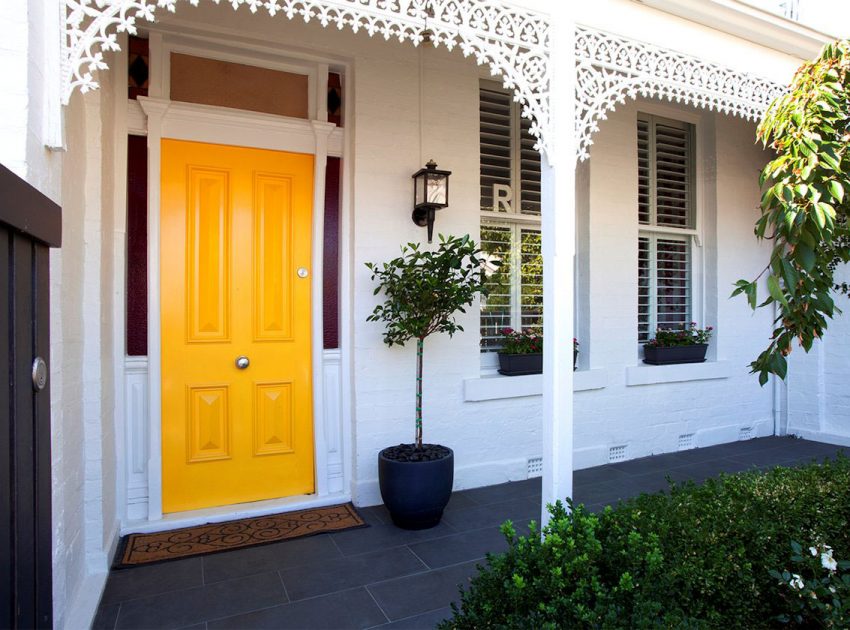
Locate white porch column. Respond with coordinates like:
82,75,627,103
540,6,576,526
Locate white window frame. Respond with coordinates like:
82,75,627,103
637,109,703,349
479,80,542,371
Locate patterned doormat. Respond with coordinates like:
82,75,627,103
114,503,366,568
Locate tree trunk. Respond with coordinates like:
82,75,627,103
415,337,424,448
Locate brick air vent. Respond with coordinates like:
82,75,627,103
677,433,695,451
739,427,754,441
608,445,628,463
527,456,543,477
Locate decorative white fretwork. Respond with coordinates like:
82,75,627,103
574,25,787,161
61,0,552,153
62,0,790,162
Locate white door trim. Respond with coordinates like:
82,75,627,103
138,95,342,519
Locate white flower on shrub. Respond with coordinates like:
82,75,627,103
810,546,819,557
789,574,805,590
821,548,838,572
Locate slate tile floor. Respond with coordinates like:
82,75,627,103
93,437,845,630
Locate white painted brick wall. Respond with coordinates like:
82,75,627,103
787,262,850,445
9,4,831,627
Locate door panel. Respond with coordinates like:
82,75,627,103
0,162,59,629
161,139,315,513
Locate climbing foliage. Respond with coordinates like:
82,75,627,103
734,40,850,385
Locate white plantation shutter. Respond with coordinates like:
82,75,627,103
638,235,691,342
519,117,541,216
480,87,512,213
479,82,542,355
654,123,691,228
638,119,651,225
638,113,695,342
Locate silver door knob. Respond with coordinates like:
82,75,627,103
32,357,47,391
297,267,309,278
235,356,250,369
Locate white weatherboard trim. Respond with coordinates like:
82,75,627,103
625,360,732,386
311,120,333,497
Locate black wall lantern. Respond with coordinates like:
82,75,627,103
412,160,451,243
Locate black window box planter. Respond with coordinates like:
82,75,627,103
498,352,542,376
643,343,708,365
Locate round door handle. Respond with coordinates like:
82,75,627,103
235,356,250,369
32,357,48,391
297,267,309,278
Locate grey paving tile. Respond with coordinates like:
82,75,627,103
459,478,541,506
781,440,846,458
207,587,387,630
667,446,730,464
114,571,286,630
445,490,481,510
375,606,452,629
574,477,663,507
91,603,120,630
408,525,511,569
281,546,426,601
574,465,632,486
368,560,479,621
359,505,391,526
725,448,802,468
441,496,539,532
608,452,688,475
331,520,457,556
202,534,342,583
102,558,203,605
624,472,676,496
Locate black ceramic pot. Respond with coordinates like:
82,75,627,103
378,446,454,530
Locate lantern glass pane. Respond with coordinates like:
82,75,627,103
426,173,447,205
414,174,426,206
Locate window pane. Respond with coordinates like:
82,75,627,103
656,238,690,329
480,224,513,351
520,229,542,329
638,236,650,342
480,88,512,213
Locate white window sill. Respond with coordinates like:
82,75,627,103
463,369,607,402
625,360,731,387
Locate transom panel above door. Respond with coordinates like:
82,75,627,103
160,139,315,513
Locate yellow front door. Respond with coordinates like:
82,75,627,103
160,139,315,513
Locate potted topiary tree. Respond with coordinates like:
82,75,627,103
366,234,487,529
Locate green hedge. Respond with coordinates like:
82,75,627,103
440,456,850,629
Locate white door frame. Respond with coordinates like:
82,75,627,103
134,34,348,522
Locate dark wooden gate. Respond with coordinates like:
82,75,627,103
1,163,61,630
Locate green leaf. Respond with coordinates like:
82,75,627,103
794,242,816,272
767,275,788,307
828,180,844,203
